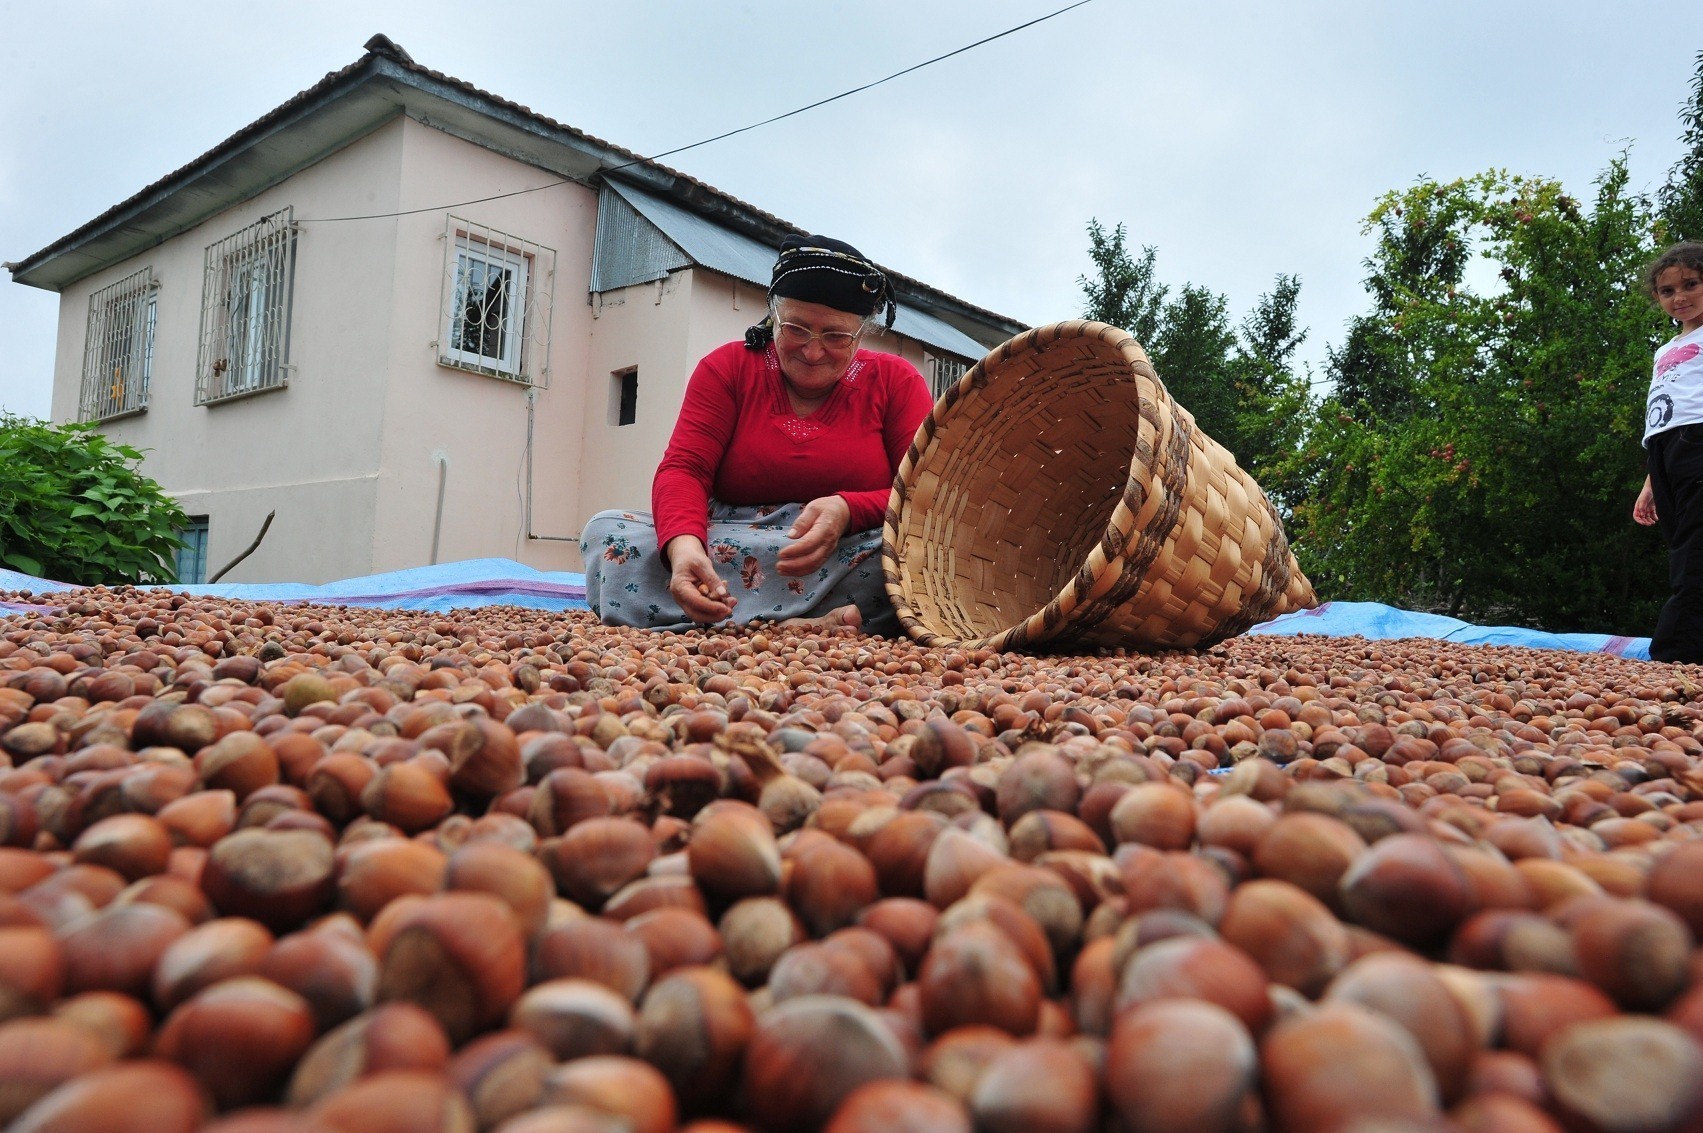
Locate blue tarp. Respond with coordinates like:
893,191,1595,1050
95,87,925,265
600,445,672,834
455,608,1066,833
0,558,588,616
1246,600,1650,660
0,561,1655,659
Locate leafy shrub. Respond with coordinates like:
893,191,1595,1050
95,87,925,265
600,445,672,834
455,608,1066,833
0,413,188,584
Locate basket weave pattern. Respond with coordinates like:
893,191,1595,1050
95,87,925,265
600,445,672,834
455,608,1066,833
882,320,1316,652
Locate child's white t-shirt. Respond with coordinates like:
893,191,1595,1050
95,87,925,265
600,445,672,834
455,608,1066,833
1645,325,1703,445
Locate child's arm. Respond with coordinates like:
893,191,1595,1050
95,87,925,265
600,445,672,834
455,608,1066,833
1635,476,1659,526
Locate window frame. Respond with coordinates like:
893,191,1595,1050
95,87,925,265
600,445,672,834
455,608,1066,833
436,217,555,387
195,208,297,406
79,267,158,422
174,516,211,584
444,235,530,376
609,367,638,426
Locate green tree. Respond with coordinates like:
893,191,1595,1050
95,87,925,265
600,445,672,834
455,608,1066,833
1078,220,1166,344
1276,162,1667,631
1231,274,1313,508
1151,283,1239,453
0,414,188,584
1659,50,1703,242
1077,223,1311,478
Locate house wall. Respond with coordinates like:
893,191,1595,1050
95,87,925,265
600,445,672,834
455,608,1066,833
578,268,739,533
48,118,410,584
367,119,597,575
44,119,953,585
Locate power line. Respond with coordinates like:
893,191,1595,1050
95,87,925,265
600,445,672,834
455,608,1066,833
301,0,1094,224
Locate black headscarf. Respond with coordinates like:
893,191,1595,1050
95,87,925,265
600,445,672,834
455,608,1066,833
745,235,897,349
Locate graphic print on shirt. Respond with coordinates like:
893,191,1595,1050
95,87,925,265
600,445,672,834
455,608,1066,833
1652,394,1676,432
1658,342,1701,380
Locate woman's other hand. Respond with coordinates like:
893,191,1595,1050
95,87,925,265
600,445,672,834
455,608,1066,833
1635,476,1659,526
665,536,737,622
777,495,852,577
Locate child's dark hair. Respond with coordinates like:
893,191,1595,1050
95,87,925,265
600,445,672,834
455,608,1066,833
1645,241,1703,295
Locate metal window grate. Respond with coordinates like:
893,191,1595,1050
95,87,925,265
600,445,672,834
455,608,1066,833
926,353,971,400
79,268,157,421
437,216,555,387
196,209,297,405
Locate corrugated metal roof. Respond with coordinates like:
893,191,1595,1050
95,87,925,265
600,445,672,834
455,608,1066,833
603,180,987,361
590,183,690,290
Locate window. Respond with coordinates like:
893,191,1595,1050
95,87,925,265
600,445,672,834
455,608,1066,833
79,268,157,421
438,217,555,385
196,209,297,404
926,352,971,399
174,517,210,584
609,368,638,426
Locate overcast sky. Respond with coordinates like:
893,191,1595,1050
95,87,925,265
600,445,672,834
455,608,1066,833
0,1,1694,420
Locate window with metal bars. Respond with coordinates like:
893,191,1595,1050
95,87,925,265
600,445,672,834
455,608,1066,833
438,218,554,386
926,353,971,399
196,209,297,405
79,268,157,421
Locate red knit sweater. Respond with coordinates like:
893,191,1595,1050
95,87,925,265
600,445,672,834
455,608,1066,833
652,341,933,550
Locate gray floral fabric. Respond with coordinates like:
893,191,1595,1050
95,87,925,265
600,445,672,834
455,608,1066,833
580,501,898,634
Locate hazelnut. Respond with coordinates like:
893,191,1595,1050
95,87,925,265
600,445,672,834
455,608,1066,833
687,804,782,903
541,1055,678,1133
336,838,447,924
635,965,755,1112
286,1001,451,1107
447,1029,553,1130
1105,999,1258,1133
1259,1002,1443,1131
151,917,274,1013
968,1036,1098,1133
533,917,651,1003
1323,952,1479,1103
918,922,1041,1037
1541,1016,1703,1133
740,995,909,1133
7,1060,209,1133
200,828,335,932
824,1080,971,1133
307,1069,476,1133
374,891,526,1044
511,978,635,1060
153,977,317,1110
0,1017,114,1124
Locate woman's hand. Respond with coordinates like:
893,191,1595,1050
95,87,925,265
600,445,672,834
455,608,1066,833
777,495,851,577
1635,476,1659,526
665,536,737,623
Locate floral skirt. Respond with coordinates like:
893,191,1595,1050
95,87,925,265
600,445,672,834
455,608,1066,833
580,501,898,634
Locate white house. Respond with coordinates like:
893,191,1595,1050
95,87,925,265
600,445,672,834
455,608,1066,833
8,35,1024,584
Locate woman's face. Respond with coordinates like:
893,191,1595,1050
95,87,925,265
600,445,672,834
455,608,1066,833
773,298,865,395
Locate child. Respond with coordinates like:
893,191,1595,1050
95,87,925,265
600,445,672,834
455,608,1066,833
1634,241,1703,662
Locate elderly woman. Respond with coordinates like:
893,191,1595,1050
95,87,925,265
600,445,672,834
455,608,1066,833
580,235,934,634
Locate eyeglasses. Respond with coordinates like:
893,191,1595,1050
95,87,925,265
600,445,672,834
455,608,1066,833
775,321,862,352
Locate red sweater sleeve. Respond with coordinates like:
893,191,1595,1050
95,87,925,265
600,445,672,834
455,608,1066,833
652,349,741,552
835,364,934,531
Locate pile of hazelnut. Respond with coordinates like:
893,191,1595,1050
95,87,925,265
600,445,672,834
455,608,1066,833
1,585,1701,1132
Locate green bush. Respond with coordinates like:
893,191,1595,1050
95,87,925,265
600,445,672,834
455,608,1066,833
0,413,188,585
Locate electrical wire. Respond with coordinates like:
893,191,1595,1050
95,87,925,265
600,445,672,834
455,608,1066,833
300,0,1093,224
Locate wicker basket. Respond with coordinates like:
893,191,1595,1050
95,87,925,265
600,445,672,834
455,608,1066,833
881,320,1315,652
